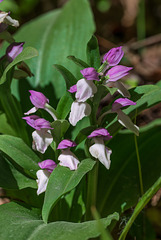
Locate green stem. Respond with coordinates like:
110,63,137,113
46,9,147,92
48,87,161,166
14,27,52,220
119,176,161,240
134,110,144,196
134,134,144,196
86,161,99,220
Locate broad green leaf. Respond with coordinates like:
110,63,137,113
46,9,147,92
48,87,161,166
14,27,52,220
67,55,89,68
42,158,95,223
86,35,100,69
14,0,95,99
0,154,36,189
53,64,77,89
0,112,16,136
0,202,119,240
56,91,73,119
97,125,161,217
0,135,40,178
0,47,38,85
119,176,161,240
0,0,19,12
92,207,114,240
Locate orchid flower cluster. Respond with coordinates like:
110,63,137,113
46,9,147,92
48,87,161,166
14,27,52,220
22,46,139,195
0,7,32,78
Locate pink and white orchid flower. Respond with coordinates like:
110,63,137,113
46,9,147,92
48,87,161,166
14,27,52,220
112,98,139,136
23,115,53,153
69,101,91,126
68,67,98,125
25,90,57,120
36,159,57,195
105,65,133,98
88,128,112,170
57,139,80,170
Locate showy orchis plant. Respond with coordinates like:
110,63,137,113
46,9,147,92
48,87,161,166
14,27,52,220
1,2,161,239
22,46,138,196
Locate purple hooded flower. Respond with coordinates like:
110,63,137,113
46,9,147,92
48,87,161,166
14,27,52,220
88,128,112,141
25,90,57,121
111,98,139,136
57,139,77,149
57,139,80,170
103,46,124,66
36,159,57,194
6,42,24,62
80,67,99,81
23,115,53,130
106,65,133,82
88,128,112,170
68,84,77,93
29,90,49,109
38,159,57,173
0,0,4,2
112,98,136,112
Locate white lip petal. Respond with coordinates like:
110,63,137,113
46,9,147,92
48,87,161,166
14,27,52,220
117,109,139,136
0,12,8,23
24,107,37,115
69,101,91,126
32,129,53,153
89,138,112,170
76,78,97,102
36,170,50,195
115,81,131,98
58,149,80,170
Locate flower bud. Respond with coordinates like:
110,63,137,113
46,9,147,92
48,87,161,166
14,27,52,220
88,128,112,141
6,42,24,62
57,139,77,149
106,65,133,82
38,160,57,173
80,67,99,81
112,98,136,112
103,46,124,66
29,90,49,109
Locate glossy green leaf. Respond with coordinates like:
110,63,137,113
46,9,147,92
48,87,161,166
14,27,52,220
97,125,161,217
0,135,40,178
0,112,16,136
56,91,73,119
14,0,95,99
42,158,95,223
86,35,100,69
0,47,38,85
0,202,119,240
53,64,77,89
0,154,37,189
67,55,89,68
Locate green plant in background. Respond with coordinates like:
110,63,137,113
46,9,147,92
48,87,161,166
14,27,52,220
0,0,161,239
